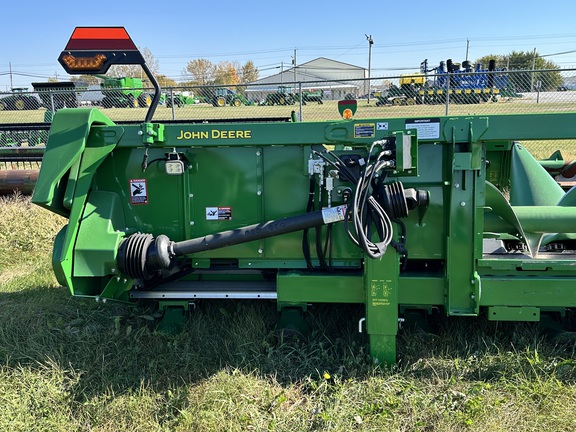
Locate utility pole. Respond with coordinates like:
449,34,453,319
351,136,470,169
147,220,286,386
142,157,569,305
465,39,470,62
366,35,373,103
292,48,297,82
9,62,13,91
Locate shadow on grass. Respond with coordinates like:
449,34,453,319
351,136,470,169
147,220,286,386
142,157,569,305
2,284,576,401
0,284,372,397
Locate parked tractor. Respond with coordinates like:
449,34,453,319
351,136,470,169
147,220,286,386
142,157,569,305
298,88,324,105
211,88,251,107
165,92,200,107
0,88,42,111
265,86,296,106
31,27,576,366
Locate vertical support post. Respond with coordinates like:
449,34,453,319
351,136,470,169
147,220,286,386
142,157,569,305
298,81,303,121
50,90,55,113
446,139,485,315
169,87,176,121
364,247,400,365
445,73,450,115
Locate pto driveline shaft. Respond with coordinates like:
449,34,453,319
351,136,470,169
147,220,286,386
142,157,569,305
118,205,348,280
172,205,347,256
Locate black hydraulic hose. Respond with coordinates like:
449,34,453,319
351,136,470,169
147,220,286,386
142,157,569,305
302,176,316,269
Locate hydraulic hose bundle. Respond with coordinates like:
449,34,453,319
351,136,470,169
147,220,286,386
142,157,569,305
311,141,420,260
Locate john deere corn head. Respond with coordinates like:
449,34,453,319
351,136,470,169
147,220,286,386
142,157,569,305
32,28,576,364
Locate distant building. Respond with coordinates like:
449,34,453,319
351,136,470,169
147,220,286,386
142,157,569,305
246,58,367,102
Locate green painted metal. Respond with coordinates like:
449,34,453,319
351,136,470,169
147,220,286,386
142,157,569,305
277,271,364,305
364,247,400,365
487,306,540,322
33,102,576,365
510,143,565,206
157,302,189,334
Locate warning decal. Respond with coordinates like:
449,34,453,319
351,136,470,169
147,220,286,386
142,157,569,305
130,179,148,205
206,206,233,220
405,118,440,140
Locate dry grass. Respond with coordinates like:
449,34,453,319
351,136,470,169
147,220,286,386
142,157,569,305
0,194,65,285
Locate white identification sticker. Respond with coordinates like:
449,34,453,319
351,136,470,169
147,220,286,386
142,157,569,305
405,118,440,140
321,205,347,224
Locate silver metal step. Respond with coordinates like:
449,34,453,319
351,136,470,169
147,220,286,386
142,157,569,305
130,280,277,300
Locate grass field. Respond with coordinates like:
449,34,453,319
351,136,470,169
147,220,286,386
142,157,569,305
3,98,576,162
2,96,576,123
2,192,576,431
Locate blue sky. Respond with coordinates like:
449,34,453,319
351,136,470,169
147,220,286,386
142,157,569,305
2,0,576,90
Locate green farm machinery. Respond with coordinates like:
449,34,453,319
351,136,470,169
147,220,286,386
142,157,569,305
206,88,251,107
264,86,323,106
0,88,42,111
31,27,576,364
265,86,296,106
165,92,200,107
194,87,251,107
96,75,152,108
299,88,324,104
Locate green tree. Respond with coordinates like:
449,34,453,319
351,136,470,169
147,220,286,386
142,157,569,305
475,51,562,92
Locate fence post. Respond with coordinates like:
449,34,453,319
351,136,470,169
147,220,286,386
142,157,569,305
445,73,450,116
169,87,175,121
49,90,55,113
298,82,303,121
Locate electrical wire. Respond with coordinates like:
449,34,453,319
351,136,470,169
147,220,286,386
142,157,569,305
313,144,396,260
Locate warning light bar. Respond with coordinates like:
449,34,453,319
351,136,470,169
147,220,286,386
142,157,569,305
60,53,107,72
58,27,145,74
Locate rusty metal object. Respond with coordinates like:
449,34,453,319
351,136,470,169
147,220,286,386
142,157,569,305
0,169,39,195
542,161,576,190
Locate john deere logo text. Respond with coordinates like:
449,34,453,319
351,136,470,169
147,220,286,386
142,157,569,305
177,129,252,140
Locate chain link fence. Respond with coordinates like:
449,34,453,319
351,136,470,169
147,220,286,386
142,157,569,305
1,68,576,147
